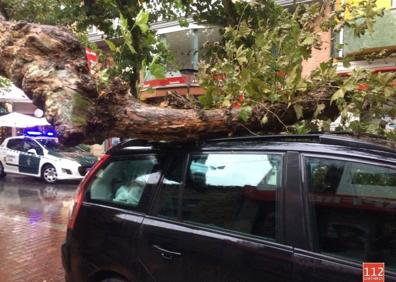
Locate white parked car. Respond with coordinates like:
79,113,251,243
0,136,97,183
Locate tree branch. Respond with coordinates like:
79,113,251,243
0,19,339,145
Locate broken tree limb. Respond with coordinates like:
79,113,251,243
0,19,338,145
0,20,96,144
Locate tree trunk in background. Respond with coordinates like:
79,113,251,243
0,19,338,145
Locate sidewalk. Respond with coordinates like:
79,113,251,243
0,208,66,282
0,176,77,282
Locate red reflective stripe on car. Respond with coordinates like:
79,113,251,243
67,154,111,229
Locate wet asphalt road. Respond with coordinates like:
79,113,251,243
0,174,79,282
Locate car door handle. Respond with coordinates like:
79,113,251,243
152,244,182,261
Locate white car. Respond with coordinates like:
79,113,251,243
0,136,97,183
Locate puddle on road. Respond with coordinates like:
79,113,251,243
0,176,78,228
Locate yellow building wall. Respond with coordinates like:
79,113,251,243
337,0,392,19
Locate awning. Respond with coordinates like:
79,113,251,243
0,112,50,128
0,84,31,103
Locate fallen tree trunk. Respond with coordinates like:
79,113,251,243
0,20,96,144
0,19,338,145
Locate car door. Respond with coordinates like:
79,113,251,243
73,154,163,281
3,138,24,173
138,151,294,282
18,138,43,175
293,154,396,282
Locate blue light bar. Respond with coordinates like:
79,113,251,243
26,131,42,136
23,128,58,137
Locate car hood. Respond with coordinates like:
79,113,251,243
48,150,97,167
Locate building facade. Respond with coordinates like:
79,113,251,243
87,1,396,102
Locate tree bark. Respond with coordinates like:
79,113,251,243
0,20,96,145
0,19,338,145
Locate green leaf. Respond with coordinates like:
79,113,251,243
384,87,394,98
239,106,252,122
293,104,303,119
99,68,110,84
235,45,248,65
105,40,117,53
149,63,166,79
261,115,269,125
342,56,352,68
0,76,11,88
285,65,301,87
222,98,231,108
296,81,307,92
331,88,346,102
135,10,149,33
343,80,355,91
301,34,315,46
314,103,326,118
119,13,136,54
295,122,310,134
178,18,189,27
199,93,213,108
125,40,136,54
119,13,129,34
238,21,251,37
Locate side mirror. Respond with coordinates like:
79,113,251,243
27,149,38,156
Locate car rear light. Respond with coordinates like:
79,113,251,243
67,154,111,230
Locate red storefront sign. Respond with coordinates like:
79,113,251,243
143,76,188,88
85,48,98,74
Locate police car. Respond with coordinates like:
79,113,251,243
0,136,97,183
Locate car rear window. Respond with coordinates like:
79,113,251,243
85,155,160,212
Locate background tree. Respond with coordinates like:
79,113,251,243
0,0,74,24
0,0,394,145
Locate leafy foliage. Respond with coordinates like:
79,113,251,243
0,0,73,25
1,0,395,138
197,1,396,134
0,76,10,88
58,0,173,95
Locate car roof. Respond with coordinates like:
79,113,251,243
107,133,396,164
6,136,25,139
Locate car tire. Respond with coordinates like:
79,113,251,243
42,164,58,184
0,161,6,178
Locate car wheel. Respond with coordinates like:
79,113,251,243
42,165,58,183
0,161,6,178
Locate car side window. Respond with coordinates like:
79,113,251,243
305,157,396,270
23,139,44,155
155,153,283,241
85,155,160,211
7,139,24,151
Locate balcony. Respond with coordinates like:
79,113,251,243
140,69,204,102
140,22,220,101
341,9,396,56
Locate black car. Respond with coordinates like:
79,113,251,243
62,134,396,282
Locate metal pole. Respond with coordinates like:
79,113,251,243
191,29,199,70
